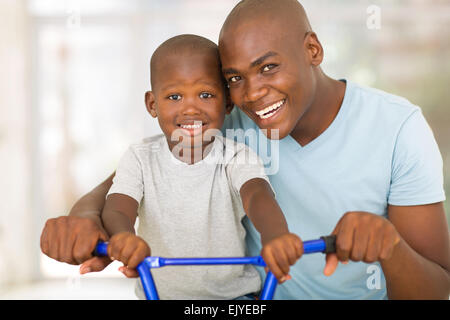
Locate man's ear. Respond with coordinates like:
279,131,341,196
304,32,323,67
225,89,234,115
145,91,158,118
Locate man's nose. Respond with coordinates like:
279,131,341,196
244,78,268,103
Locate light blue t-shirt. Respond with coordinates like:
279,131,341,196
221,80,445,299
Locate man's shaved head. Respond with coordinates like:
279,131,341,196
218,0,329,141
150,34,220,89
220,0,312,43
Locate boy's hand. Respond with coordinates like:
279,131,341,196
323,211,401,276
261,233,303,283
107,232,151,278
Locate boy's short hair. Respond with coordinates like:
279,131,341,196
150,34,221,89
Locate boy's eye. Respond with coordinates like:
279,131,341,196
199,92,213,99
228,76,241,83
262,64,277,72
168,94,181,101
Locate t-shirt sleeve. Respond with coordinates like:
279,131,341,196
226,143,275,196
107,146,144,204
388,109,446,206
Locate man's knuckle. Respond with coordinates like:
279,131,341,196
73,250,88,262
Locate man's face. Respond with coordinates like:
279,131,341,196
219,19,316,140
148,52,227,150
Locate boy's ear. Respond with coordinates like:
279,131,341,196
225,89,234,115
145,91,158,118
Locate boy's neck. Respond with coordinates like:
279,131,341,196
167,138,216,165
290,73,346,147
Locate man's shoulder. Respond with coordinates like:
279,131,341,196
350,81,420,119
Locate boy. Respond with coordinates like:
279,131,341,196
100,34,302,300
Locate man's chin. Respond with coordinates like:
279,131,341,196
258,126,289,140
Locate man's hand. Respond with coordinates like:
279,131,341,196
261,233,303,283
40,216,112,273
107,232,151,278
323,211,401,276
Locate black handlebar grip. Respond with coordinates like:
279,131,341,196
320,235,336,254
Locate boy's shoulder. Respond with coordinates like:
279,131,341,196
128,134,166,155
217,135,263,166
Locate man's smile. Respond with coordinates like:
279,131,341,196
254,99,285,120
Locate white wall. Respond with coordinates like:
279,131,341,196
0,0,36,289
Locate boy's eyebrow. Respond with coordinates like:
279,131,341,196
160,80,221,92
222,51,279,75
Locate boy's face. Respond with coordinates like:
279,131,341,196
219,19,319,140
146,51,228,150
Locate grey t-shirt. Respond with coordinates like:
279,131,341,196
108,134,271,299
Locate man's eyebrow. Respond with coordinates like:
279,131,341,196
222,67,240,75
250,51,279,68
222,51,279,75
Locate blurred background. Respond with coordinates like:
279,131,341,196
0,0,449,299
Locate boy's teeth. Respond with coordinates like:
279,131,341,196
255,100,284,118
180,124,202,129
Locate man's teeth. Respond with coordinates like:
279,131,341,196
255,100,284,119
180,123,203,129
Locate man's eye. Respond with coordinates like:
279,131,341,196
228,76,241,83
168,94,181,100
262,64,277,72
199,92,213,99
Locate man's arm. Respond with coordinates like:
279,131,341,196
240,178,303,283
324,203,450,299
69,172,115,221
381,202,450,299
40,172,115,269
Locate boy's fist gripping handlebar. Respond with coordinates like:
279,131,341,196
107,232,151,278
261,233,303,283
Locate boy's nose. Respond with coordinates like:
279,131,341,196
181,102,201,115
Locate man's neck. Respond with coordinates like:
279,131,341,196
290,74,346,147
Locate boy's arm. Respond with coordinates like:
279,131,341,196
102,193,138,236
101,193,150,276
240,178,303,282
40,173,115,268
240,178,288,244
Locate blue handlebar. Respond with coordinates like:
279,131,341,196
93,235,336,300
